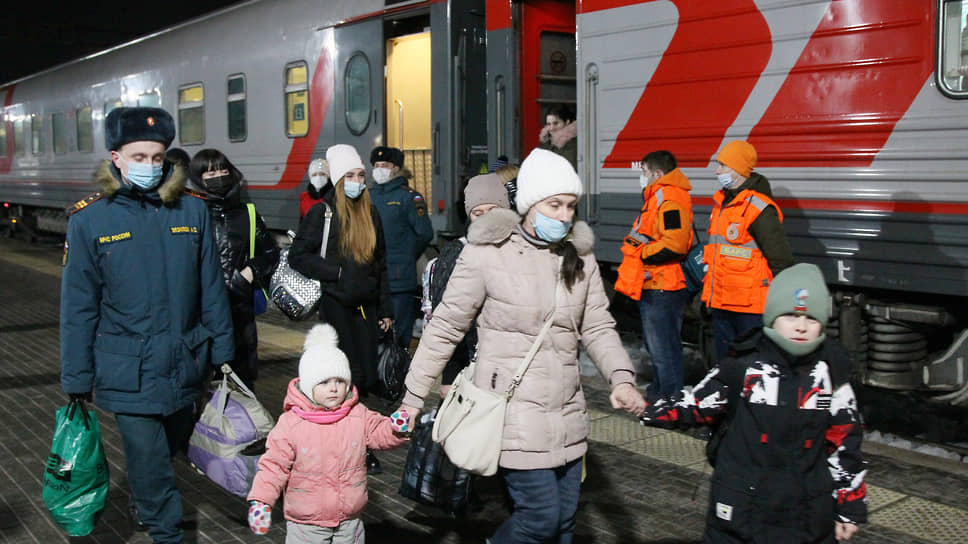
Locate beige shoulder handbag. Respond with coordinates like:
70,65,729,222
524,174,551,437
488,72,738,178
431,263,560,476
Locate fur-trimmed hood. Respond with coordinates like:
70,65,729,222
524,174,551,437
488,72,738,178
466,207,595,255
93,159,187,203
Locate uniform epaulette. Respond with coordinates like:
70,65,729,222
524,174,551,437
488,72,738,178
184,188,210,200
66,193,102,215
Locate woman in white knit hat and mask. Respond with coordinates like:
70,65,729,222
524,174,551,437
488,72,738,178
399,148,646,544
299,157,329,219
289,144,394,474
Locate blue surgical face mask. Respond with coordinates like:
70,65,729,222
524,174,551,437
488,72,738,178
717,173,734,189
532,211,572,243
344,181,365,199
639,173,650,190
124,160,163,190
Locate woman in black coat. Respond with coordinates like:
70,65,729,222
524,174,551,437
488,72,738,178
187,149,280,390
288,144,393,396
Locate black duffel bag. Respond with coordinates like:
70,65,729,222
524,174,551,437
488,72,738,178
375,329,410,402
399,409,472,518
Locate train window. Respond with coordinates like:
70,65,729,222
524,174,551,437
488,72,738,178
227,74,246,142
0,123,6,158
285,62,309,138
52,113,68,154
76,107,93,153
31,115,43,155
939,0,968,97
344,52,371,135
14,120,24,156
178,83,205,145
138,90,161,108
104,99,122,117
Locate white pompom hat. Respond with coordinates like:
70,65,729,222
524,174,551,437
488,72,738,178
298,324,352,398
515,148,583,215
325,144,365,184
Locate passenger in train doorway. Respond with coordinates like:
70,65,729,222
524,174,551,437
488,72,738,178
614,150,694,402
702,140,793,361
538,104,577,170
641,263,867,543
288,144,393,475
60,107,235,544
421,173,512,397
368,146,434,353
398,149,646,544
186,149,280,390
300,157,328,219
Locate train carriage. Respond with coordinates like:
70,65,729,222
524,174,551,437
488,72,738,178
2,0,968,403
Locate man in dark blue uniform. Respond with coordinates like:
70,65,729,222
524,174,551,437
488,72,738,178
369,146,434,351
60,107,234,544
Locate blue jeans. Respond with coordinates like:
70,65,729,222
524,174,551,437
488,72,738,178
391,291,418,351
115,406,194,544
491,458,583,544
711,308,763,361
638,288,690,401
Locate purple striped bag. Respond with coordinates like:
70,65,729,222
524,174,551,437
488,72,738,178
187,365,275,497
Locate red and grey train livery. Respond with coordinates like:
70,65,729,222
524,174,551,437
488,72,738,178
1,0,967,403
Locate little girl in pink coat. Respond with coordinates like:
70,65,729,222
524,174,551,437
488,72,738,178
247,324,407,543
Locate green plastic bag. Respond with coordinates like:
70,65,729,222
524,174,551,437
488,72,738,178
42,399,109,536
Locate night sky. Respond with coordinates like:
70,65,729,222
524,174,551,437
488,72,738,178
0,1,237,84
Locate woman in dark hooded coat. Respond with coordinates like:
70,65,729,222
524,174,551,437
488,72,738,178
187,149,280,389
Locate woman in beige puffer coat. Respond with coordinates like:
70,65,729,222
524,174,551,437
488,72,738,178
399,148,645,544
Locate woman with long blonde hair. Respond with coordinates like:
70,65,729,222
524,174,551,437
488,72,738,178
289,145,393,419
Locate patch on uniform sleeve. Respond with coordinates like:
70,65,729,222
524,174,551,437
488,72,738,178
414,194,427,216
66,193,102,215
663,209,681,230
62,240,69,266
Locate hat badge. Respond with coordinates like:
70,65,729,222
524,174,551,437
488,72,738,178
794,288,809,312
146,117,155,126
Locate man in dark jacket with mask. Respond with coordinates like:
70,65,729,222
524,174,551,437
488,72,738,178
60,107,235,544
368,146,434,351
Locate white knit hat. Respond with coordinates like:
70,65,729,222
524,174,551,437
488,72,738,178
325,144,365,184
298,324,352,399
515,148,583,214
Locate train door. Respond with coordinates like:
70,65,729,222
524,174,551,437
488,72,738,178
486,1,575,168
384,14,434,228
333,19,385,161
428,0,487,233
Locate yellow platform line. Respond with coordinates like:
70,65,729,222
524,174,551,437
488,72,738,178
0,250,64,278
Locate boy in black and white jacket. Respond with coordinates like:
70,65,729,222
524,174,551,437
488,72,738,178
641,263,866,543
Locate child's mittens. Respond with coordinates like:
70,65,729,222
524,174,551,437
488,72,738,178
389,409,410,433
248,500,272,534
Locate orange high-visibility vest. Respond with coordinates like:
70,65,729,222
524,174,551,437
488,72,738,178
701,189,783,314
615,183,693,300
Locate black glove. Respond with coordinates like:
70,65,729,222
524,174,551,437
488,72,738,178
69,392,93,403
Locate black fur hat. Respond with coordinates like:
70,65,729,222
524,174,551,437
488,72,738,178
104,107,175,151
370,146,404,168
